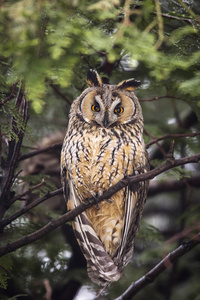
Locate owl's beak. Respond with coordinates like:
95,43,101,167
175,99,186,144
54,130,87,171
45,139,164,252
103,111,109,128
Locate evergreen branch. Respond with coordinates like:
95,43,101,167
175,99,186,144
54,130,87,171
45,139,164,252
0,89,29,220
114,232,200,300
146,131,200,148
0,81,19,108
0,153,199,257
0,188,62,230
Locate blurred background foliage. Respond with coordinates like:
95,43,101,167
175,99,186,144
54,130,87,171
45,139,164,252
0,0,200,299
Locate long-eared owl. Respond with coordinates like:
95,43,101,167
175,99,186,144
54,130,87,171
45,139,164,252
61,70,149,291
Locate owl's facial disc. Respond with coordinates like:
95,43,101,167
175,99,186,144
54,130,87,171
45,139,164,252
80,88,137,128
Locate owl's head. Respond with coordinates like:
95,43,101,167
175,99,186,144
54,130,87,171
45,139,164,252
75,70,142,128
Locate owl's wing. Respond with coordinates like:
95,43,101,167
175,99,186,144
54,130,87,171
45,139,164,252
115,165,149,269
61,165,69,204
63,174,121,288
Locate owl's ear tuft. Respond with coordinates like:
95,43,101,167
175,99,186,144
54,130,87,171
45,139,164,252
117,78,141,91
87,69,103,87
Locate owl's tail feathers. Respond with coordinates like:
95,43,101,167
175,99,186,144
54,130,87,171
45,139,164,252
95,282,110,298
73,212,121,290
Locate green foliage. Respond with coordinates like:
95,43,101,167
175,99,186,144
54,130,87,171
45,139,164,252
0,100,27,141
0,0,200,117
0,256,12,289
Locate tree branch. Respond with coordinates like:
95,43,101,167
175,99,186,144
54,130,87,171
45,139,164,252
152,12,194,26
146,131,200,149
148,174,200,196
140,95,182,102
0,89,29,220
114,232,200,300
9,178,47,204
0,153,199,257
0,81,19,108
0,188,62,230
19,143,62,161
50,83,71,106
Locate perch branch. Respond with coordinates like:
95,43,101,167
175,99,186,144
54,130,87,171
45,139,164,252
114,232,200,300
0,153,199,257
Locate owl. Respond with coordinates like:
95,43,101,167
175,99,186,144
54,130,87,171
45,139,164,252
61,70,149,292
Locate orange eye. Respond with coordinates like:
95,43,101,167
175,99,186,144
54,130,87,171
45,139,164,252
91,104,100,112
114,106,124,114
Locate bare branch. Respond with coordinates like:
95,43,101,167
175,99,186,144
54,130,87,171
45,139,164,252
0,153,199,257
9,178,47,204
146,131,200,149
19,143,62,161
114,233,200,300
0,81,19,108
0,188,62,230
148,174,200,196
140,95,182,102
152,12,194,26
165,223,200,246
50,83,71,106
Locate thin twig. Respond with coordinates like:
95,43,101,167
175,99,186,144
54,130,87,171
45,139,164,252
152,12,194,26
10,178,46,204
148,173,200,196
165,223,200,246
50,83,71,106
140,95,182,102
0,188,62,229
0,81,19,108
177,0,200,24
114,232,200,300
19,143,62,161
144,129,168,157
146,131,200,149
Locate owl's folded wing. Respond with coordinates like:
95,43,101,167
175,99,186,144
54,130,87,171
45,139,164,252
115,166,149,270
61,165,69,204
62,171,121,288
